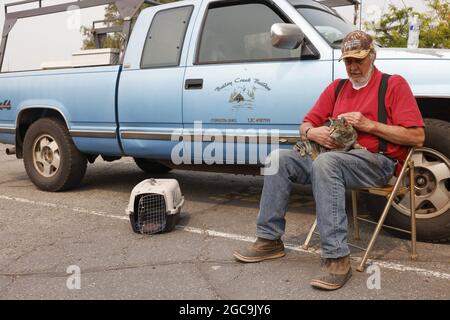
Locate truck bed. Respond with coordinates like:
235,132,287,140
0,65,122,155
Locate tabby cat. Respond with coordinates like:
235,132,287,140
294,117,363,160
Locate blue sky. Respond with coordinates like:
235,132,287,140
0,0,431,71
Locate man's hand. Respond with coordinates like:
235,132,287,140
338,112,425,146
338,112,374,133
308,126,341,149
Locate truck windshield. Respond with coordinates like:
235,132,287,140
296,6,355,48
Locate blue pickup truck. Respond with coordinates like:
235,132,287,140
0,0,449,241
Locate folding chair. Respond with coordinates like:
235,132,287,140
302,147,417,272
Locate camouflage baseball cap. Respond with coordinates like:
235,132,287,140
338,30,374,61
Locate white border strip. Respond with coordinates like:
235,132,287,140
177,226,450,280
0,195,129,221
1,194,450,281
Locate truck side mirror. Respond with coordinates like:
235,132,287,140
271,23,304,50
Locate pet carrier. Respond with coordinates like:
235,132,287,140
126,179,184,234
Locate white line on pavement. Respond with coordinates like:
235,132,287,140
177,226,450,280
0,194,129,221
1,194,450,281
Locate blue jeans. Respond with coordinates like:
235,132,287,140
257,148,395,258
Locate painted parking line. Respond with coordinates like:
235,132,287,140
177,226,450,280
0,194,129,221
1,194,450,281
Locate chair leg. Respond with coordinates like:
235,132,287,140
409,160,418,261
302,219,317,250
351,190,361,240
356,192,397,272
356,148,415,272
356,149,415,272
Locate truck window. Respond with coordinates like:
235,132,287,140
197,2,301,64
295,7,355,47
141,6,193,69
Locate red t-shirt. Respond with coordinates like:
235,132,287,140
303,67,424,174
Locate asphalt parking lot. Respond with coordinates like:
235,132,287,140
0,143,449,300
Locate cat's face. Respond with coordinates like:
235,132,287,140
329,117,354,141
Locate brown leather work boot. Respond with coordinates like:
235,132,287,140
233,237,285,263
310,255,352,290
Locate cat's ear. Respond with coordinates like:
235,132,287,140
341,117,347,125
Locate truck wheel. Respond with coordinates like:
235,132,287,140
23,118,87,192
134,158,172,174
363,119,450,242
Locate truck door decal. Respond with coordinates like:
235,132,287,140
215,77,271,109
0,100,12,110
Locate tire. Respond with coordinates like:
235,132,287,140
134,158,172,174
363,118,450,242
23,118,87,192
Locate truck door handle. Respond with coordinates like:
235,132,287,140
185,79,203,90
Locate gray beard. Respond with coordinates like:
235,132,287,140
350,65,374,90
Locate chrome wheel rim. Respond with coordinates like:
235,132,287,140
393,147,450,219
32,134,61,178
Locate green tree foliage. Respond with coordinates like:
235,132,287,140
364,0,449,48
81,0,179,49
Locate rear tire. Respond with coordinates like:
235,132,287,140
134,158,172,174
363,119,450,242
23,118,87,191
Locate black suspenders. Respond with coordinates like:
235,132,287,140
334,73,392,153
334,78,347,101
377,73,392,153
